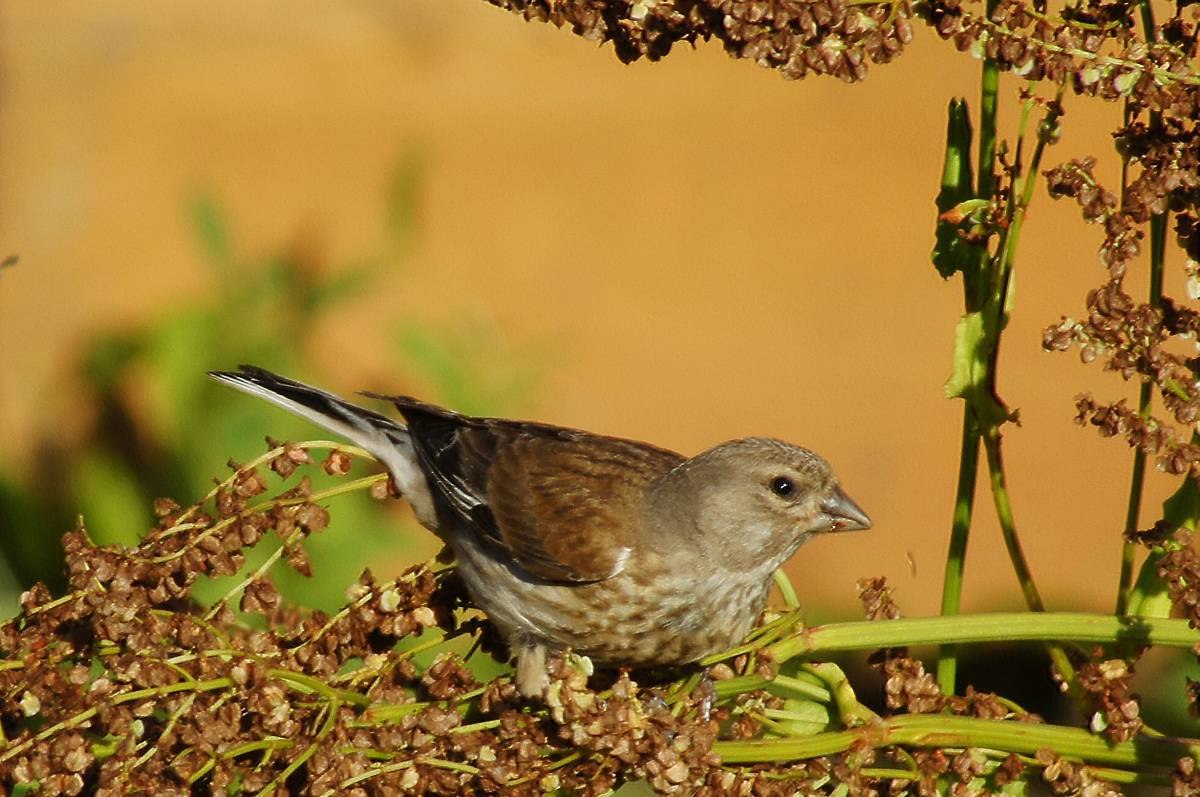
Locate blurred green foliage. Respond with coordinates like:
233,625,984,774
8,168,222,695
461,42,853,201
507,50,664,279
0,155,536,621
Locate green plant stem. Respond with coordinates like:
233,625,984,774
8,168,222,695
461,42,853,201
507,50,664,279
981,435,1078,687
714,713,1200,772
1116,229,1162,612
1116,0,1165,615
976,90,1078,688
981,438,1043,613
269,669,370,707
977,61,1000,204
992,91,1061,300
713,613,1196,699
769,612,1196,661
1116,430,1149,615
773,568,801,609
1138,0,1156,41
936,22,1000,696
936,404,981,694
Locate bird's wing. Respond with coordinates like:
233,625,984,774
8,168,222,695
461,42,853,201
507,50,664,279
372,395,684,583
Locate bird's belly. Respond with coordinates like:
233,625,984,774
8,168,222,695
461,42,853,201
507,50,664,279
453,538,771,667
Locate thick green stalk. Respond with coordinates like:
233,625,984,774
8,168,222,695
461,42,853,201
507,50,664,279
936,28,1000,696
936,405,981,693
715,713,1200,769
977,63,1000,202
1116,427,1148,615
769,612,1196,662
939,92,1066,693
1138,0,1156,42
712,613,1196,700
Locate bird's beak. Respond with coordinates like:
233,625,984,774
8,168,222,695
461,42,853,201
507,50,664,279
819,486,872,532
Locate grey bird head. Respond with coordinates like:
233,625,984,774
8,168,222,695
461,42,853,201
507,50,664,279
647,437,871,574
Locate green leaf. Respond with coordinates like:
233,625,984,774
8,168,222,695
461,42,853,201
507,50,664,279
189,192,234,273
305,261,376,313
386,150,425,252
72,449,150,547
11,781,40,797
771,698,833,737
944,310,1010,428
144,308,216,448
395,321,540,416
1129,477,1199,618
91,733,122,760
1163,474,1200,532
998,780,1029,795
932,99,980,282
1128,555,1173,620
81,331,144,391
0,476,67,596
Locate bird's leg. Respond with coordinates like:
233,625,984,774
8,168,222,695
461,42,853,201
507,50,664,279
514,641,549,698
697,673,716,722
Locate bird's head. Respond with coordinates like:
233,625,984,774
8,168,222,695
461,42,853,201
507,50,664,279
649,437,871,573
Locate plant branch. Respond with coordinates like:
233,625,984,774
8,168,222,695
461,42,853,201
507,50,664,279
770,612,1196,661
1116,0,1167,616
935,405,981,694
715,713,1200,770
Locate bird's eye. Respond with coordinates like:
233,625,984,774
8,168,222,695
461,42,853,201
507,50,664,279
770,476,795,498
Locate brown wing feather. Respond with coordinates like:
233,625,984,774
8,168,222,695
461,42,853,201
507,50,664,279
375,393,683,583
484,434,683,581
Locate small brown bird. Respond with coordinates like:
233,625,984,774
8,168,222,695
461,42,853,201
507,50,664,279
209,366,871,696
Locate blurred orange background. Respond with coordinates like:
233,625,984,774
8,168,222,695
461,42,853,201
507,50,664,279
0,2,1180,620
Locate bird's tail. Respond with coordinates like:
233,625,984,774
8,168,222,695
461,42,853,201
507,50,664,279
208,366,435,521
209,365,405,442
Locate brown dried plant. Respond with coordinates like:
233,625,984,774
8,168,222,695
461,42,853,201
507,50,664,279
8,447,1195,795
0,444,860,796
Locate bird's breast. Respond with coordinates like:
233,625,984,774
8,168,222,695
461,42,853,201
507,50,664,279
452,535,775,667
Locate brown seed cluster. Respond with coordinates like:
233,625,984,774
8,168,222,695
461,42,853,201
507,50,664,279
1035,749,1123,797
873,654,1022,721
1177,756,1200,796
1039,32,1200,485
0,447,479,795
482,0,914,82
1071,393,1200,476
1076,653,1143,742
1159,530,1200,632
1044,154,1200,477
922,0,1200,114
860,579,1025,722
879,656,945,714
1015,0,1200,528
857,576,902,621
1043,158,1141,276
482,0,1200,99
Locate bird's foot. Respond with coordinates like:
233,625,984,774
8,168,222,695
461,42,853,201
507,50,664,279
514,643,549,699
